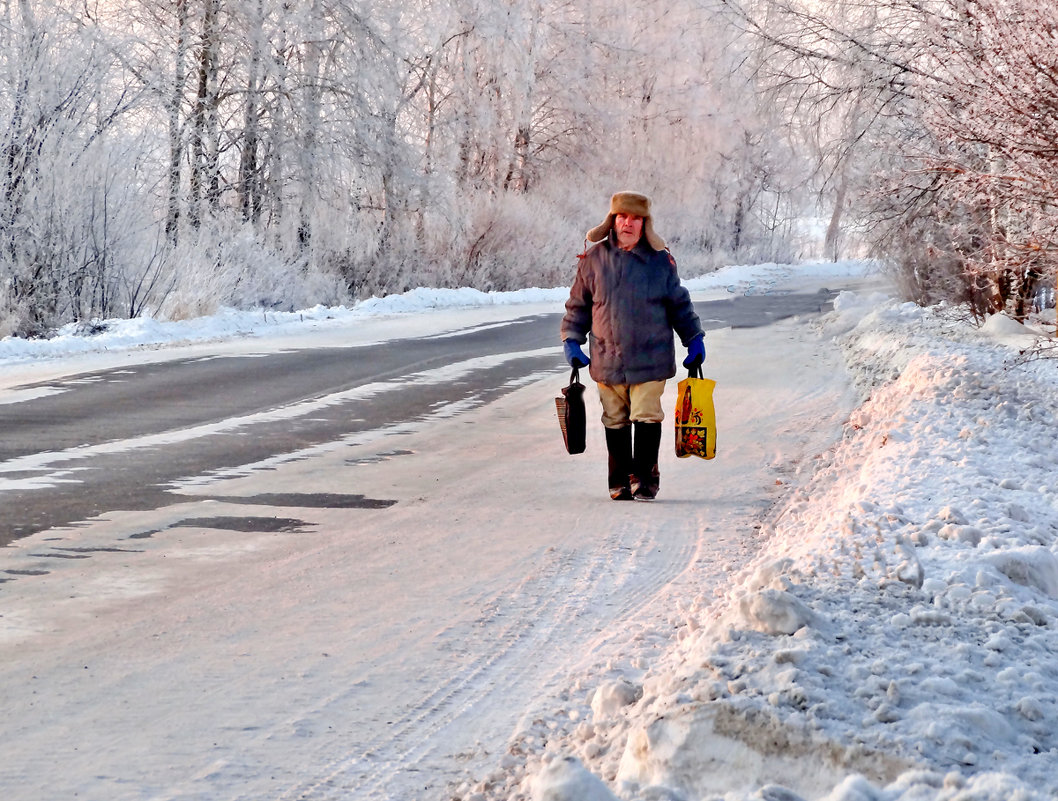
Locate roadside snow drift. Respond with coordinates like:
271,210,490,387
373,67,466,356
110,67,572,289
515,295,1058,800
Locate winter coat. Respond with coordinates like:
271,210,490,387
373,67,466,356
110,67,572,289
560,233,704,386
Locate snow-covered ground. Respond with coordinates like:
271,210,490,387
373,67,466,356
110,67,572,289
2,259,1057,801
521,291,1058,801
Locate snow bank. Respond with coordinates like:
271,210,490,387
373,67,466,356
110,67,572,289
0,259,866,366
503,293,1058,800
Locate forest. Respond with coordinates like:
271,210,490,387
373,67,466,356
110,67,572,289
0,0,1054,336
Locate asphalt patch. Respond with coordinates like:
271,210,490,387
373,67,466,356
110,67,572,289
172,516,315,533
346,449,415,466
55,546,143,554
205,493,396,509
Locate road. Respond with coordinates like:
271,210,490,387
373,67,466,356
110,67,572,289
0,291,834,546
0,282,857,801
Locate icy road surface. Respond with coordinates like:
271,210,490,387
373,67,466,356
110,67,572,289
0,274,859,800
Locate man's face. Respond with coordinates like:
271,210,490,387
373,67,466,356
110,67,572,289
615,213,643,250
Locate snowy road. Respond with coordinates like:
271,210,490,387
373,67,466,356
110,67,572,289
0,291,835,547
0,275,857,800
0,313,560,545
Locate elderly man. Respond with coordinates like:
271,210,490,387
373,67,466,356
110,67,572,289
561,191,705,501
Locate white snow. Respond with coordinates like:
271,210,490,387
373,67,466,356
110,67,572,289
2,258,1057,801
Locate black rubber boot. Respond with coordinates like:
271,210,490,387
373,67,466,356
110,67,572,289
632,422,662,501
604,426,634,500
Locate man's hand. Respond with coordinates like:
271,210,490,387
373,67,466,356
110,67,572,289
682,335,705,368
563,339,590,368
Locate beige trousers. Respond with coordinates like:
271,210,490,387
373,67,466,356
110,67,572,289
598,380,667,429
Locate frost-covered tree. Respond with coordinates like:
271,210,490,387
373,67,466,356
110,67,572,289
0,0,153,335
721,0,1058,318
911,0,1058,319
0,0,813,333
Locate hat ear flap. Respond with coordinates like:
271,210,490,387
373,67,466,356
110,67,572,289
586,213,615,243
643,218,666,251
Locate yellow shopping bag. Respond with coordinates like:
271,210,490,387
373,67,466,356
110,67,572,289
674,364,716,460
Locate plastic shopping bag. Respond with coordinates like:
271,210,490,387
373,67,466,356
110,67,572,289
674,364,716,460
555,367,586,454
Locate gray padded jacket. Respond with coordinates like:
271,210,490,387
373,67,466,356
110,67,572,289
560,233,703,386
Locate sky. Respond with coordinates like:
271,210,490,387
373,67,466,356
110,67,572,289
1,259,1057,801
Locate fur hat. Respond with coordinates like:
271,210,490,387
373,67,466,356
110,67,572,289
586,191,665,251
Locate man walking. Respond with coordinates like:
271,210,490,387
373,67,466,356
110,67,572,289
561,191,705,501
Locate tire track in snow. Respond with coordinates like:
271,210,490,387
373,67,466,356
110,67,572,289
270,520,699,800
271,544,582,800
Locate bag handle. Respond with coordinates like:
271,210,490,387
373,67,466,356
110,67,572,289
687,362,703,379
570,366,581,385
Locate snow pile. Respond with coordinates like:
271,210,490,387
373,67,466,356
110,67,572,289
507,297,1058,800
532,757,621,801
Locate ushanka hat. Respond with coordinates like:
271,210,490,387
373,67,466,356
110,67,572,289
586,191,666,251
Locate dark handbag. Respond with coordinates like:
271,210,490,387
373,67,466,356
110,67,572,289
555,367,586,454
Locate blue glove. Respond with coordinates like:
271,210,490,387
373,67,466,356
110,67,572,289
563,339,590,368
682,335,705,368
